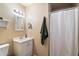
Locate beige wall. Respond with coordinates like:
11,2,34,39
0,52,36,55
76,4,79,54
26,3,49,56
0,3,26,55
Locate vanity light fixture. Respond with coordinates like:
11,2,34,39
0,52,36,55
12,8,24,18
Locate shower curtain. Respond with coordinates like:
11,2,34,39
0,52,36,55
50,8,78,56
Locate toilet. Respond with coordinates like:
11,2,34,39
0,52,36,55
13,37,33,56
0,43,9,56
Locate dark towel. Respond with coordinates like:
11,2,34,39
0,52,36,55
40,16,48,45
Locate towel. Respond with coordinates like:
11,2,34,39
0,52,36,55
40,16,48,45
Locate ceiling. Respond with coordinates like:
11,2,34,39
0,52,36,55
20,3,32,7
49,3,77,11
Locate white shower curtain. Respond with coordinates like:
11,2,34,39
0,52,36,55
50,8,78,56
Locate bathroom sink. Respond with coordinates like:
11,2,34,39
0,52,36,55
13,37,33,43
13,36,33,56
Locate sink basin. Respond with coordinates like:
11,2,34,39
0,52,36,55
13,37,33,43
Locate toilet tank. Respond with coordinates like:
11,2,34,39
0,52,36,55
0,43,9,56
13,37,33,56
